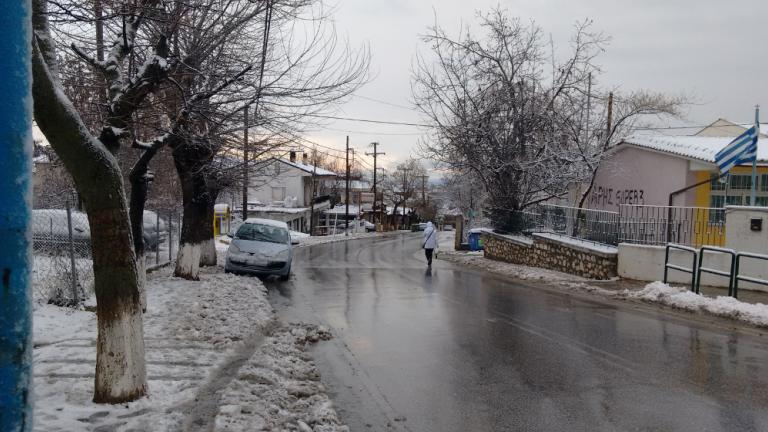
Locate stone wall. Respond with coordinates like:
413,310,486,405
481,232,618,280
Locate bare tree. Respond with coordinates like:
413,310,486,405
413,8,684,230
141,0,369,279
382,158,426,229
31,0,171,403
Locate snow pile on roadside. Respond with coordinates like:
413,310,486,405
438,250,587,282
627,281,768,327
214,323,348,431
33,266,347,431
152,271,274,348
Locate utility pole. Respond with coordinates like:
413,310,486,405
584,72,592,146
606,92,614,137
345,136,350,237
309,155,317,235
399,167,413,229
241,105,249,220
417,175,429,203
243,0,274,221
366,142,385,225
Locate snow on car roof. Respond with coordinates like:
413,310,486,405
243,218,289,229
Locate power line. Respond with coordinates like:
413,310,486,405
634,121,768,132
304,114,432,128
303,112,708,132
319,126,426,136
352,94,416,111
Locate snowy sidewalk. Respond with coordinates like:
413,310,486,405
33,266,347,431
439,249,768,329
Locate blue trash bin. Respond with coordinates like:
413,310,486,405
468,231,483,251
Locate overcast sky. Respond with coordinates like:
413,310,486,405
304,0,768,175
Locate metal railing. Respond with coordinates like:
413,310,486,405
662,245,768,299
733,252,768,298
502,204,727,248
512,204,620,245
663,244,698,291
695,246,736,295
619,205,726,247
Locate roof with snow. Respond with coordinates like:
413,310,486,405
620,134,768,164
325,204,363,215
247,206,310,214
278,159,338,177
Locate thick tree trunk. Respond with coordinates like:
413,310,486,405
129,175,149,312
128,140,166,311
173,146,211,280
88,207,147,403
32,35,147,403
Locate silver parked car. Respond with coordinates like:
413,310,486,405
224,218,297,280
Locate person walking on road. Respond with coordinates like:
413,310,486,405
422,221,438,266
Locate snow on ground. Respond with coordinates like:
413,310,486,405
213,324,348,431
33,302,95,347
625,282,768,327
33,263,348,431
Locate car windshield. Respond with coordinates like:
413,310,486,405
235,223,289,244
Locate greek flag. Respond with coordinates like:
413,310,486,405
715,126,758,174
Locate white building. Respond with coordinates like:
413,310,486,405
245,152,338,231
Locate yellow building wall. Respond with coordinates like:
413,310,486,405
692,166,768,247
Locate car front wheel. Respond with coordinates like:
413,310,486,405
279,267,291,281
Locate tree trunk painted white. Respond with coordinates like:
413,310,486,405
199,238,217,267
94,305,147,402
175,242,202,280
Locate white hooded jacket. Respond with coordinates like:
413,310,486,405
422,222,438,249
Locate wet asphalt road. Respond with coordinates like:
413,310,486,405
268,233,768,432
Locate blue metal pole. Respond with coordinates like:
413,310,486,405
0,0,34,430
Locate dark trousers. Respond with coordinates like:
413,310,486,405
425,248,434,266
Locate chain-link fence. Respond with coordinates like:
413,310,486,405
502,204,620,245
32,200,180,306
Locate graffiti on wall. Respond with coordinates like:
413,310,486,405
590,186,645,208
